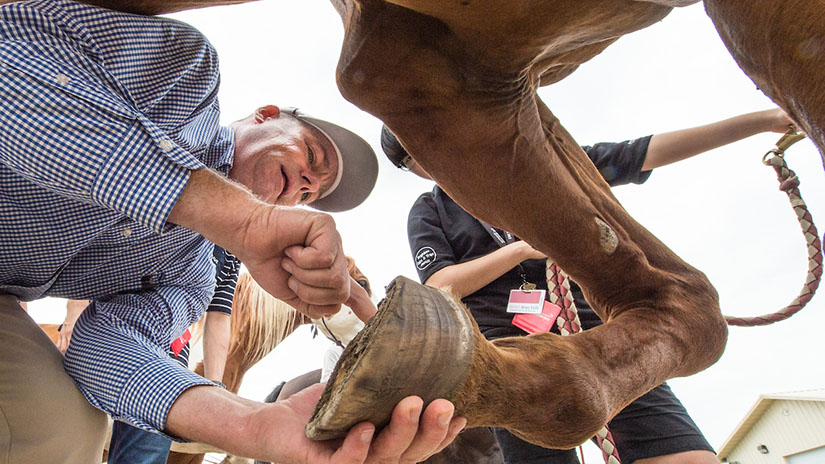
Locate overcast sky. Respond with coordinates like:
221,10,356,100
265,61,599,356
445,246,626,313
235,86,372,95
29,1,823,461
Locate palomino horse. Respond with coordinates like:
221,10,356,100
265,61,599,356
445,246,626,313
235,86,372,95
24,0,824,451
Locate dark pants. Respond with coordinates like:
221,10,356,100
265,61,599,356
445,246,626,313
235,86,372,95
108,420,172,464
491,383,714,464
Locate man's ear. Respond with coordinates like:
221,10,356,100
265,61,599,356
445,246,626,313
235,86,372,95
254,105,281,123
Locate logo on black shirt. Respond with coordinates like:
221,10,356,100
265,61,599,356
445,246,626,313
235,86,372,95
415,246,436,270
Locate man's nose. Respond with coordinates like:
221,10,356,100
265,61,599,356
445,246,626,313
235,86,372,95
299,169,321,192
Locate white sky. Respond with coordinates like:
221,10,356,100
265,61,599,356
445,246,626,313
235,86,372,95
28,1,824,461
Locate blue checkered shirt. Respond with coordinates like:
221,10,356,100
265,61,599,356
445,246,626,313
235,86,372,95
0,0,236,435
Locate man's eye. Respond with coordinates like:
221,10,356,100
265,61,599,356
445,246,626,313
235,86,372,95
307,146,315,165
301,192,311,202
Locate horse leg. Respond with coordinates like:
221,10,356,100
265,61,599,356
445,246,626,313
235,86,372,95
705,0,825,164
321,0,727,447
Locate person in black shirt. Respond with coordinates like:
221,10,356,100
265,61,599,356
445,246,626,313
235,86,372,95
384,108,792,464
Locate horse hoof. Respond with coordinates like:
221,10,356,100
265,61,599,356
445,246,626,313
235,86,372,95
305,276,478,440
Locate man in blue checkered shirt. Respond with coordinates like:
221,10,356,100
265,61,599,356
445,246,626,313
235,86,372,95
0,1,465,463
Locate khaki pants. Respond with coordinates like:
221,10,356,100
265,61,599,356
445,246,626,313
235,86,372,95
0,295,107,464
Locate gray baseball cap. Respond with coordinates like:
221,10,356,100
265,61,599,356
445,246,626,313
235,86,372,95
284,107,379,212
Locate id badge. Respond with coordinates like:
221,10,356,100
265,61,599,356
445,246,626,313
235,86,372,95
512,301,563,334
506,289,546,314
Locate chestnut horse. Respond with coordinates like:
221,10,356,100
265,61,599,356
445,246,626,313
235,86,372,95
23,0,824,451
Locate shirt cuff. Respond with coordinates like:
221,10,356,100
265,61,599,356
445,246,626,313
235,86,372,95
115,357,215,441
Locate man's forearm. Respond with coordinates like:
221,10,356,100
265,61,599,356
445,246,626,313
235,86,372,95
167,169,267,253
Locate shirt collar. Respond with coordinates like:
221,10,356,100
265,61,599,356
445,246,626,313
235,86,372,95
205,126,236,176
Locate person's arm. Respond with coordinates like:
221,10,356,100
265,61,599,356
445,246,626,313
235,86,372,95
165,383,465,463
642,108,794,170
202,250,239,384
407,190,546,298
166,172,463,461
65,279,464,464
425,241,545,298
167,168,353,320
202,311,231,383
56,299,88,354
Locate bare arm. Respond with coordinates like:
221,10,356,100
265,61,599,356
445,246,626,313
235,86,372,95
167,168,350,319
425,241,545,298
166,169,463,462
165,383,465,463
642,108,794,170
202,311,231,383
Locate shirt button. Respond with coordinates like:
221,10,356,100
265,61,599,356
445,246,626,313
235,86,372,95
121,228,133,237
159,139,174,153
55,74,70,85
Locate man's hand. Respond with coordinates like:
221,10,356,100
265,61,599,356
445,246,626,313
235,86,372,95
167,383,466,464
255,384,467,464
56,323,74,354
236,205,351,319
168,169,351,319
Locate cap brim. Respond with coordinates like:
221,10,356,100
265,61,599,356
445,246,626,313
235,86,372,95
297,115,379,212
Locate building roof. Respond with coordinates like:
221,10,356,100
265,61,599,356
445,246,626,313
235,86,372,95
718,389,825,459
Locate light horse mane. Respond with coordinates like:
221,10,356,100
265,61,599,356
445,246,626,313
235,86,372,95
228,272,309,368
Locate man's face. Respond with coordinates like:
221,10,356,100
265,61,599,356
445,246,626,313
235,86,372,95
229,112,339,206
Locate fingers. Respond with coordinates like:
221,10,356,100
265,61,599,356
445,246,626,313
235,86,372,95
56,326,73,354
430,413,467,460
347,278,377,322
365,396,423,463
333,422,375,464
297,301,343,320
398,399,463,462
283,255,349,297
56,335,68,354
365,397,460,464
281,237,351,310
285,214,342,270
283,264,350,310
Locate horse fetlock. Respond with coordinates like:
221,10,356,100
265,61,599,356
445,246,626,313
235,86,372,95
478,334,611,449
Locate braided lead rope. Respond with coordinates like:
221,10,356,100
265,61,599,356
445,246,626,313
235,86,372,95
725,130,823,326
547,262,581,335
546,260,621,464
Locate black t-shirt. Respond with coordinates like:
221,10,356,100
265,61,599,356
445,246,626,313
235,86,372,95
407,137,653,339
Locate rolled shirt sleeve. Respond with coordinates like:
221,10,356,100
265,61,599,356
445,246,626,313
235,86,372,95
65,286,214,437
0,0,234,434
0,0,218,233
